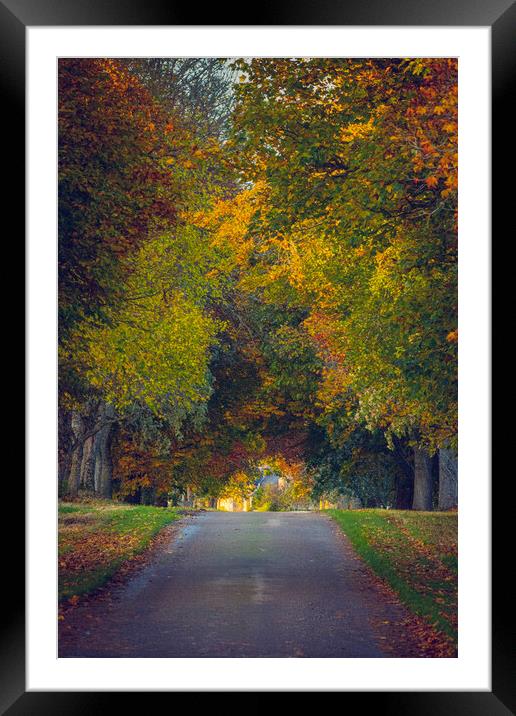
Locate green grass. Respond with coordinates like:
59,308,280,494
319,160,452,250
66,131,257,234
328,509,458,644
58,499,181,601
58,503,93,515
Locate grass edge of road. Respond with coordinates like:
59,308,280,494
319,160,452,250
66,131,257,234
59,500,183,602
327,509,457,648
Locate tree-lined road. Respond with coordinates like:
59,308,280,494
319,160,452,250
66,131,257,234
59,512,422,658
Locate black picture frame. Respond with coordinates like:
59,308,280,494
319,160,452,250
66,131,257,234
6,0,509,710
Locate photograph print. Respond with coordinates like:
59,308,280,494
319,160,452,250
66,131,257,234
58,57,458,658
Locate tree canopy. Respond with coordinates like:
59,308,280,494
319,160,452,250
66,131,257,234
58,57,458,510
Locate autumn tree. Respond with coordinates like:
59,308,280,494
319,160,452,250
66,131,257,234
226,58,458,509
58,58,235,499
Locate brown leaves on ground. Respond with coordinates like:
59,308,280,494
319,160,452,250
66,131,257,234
387,512,457,633
366,559,457,658
400,613,457,657
58,519,185,623
363,511,457,648
59,527,140,576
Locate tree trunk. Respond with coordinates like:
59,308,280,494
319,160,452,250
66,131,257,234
99,431,113,498
438,447,458,510
58,409,74,497
58,447,73,498
93,431,102,494
154,492,168,507
412,447,434,511
67,411,85,498
185,485,193,506
80,435,95,491
93,403,115,498
141,486,155,505
392,437,414,509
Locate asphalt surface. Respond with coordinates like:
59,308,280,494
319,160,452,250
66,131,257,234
59,511,419,658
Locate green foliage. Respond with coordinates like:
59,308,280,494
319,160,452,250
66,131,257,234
230,58,457,452
309,421,399,508
261,324,322,414
251,484,281,511
220,471,256,501
80,292,218,421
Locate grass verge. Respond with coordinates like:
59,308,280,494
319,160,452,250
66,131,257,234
58,499,181,601
328,509,457,646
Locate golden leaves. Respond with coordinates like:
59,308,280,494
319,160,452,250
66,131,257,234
339,116,375,143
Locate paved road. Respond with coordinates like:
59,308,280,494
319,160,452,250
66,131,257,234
59,511,419,658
